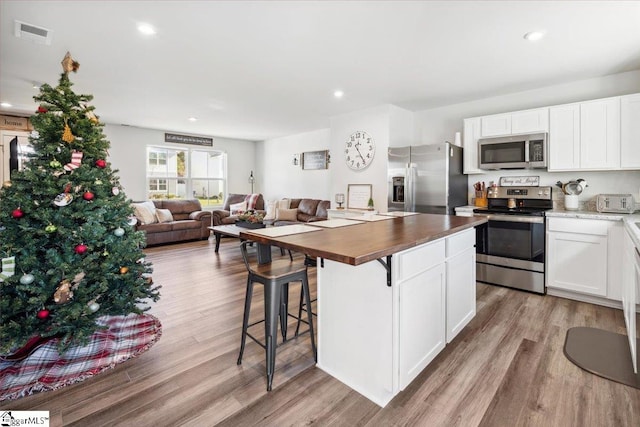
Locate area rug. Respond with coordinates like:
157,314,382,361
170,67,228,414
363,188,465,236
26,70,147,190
0,313,162,401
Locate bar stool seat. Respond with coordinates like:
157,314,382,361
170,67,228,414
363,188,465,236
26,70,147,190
236,241,316,391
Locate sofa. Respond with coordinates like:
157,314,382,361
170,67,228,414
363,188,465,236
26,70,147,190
211,194,330,227
133,199,212,246
264,198,330,226
211,193,266,226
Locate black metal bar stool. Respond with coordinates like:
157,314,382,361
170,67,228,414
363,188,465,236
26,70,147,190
236,241,317,391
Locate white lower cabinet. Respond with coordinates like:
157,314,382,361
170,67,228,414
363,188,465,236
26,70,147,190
546,217,622,300
446,247,476,342
397,227,476,390
398,262,446,389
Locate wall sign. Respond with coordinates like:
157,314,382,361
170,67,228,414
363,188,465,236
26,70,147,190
347,184,372,210
499,176,540,187
164,133,213,146
0,115,32,131
302,150,329,170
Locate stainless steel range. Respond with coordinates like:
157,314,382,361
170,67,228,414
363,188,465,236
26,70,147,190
473,186,553,294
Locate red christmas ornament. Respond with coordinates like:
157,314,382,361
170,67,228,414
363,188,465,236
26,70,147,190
11,208,24,219
74,244,88,255
37,106,48,114
83,191,95,201
37,309,50,319
95,159,106,168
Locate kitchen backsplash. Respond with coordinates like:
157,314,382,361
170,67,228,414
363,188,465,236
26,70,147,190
467,169,640,211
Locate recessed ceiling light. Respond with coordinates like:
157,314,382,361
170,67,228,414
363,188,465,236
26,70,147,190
137,23,156,36
523,31,545,41
1,102,12,108
334,90,344,98
188,117,198,122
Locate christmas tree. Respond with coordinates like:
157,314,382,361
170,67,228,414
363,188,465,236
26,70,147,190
0,53,160,354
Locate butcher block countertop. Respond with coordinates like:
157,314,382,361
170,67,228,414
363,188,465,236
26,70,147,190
239,213,487,266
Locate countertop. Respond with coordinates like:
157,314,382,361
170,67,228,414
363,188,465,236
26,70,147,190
455,204,640,249
240,213,486,266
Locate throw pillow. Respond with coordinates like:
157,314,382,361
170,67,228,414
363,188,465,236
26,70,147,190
264,200,277,221
244,193,260,210
132,201,157,225
155,208,174,223
230,201,247,216
275,208,298,222
276,199,290,210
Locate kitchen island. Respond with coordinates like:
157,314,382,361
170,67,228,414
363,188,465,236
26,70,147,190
240,213,486,406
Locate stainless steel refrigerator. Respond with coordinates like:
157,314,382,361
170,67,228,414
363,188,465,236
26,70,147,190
388,143,468,214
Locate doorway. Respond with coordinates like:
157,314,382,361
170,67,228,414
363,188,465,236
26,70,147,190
1,130,30,182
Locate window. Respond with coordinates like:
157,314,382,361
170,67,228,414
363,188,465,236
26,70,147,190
148,151,167,166
148,179,167,192
146,146,226,208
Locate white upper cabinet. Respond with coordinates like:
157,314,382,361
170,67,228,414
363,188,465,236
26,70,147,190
480,108,548,137
549,104,581,170
621,93,640,169
464,93,639,173
580,98,620,169
549,97,623,171
480,113,511,137
511,108,549,134
463,117,482,174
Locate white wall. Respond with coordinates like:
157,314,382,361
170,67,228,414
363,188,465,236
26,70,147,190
330,105,395,211
414,69,640,145
104,124,256,202
413,70,640,203
256,128,331,201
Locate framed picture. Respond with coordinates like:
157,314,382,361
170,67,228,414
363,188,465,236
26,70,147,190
347,184,372,210
302,150,329,170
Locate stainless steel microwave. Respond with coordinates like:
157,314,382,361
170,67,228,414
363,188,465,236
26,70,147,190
478,133,547,170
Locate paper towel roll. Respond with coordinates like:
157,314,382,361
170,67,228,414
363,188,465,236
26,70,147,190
454,132,462,147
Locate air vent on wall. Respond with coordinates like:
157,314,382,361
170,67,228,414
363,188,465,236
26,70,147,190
14,20,53,45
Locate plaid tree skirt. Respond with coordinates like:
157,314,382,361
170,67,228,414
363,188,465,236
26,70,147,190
0,314,162,401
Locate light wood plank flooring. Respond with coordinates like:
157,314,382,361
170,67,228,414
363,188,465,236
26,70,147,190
2,237,639,426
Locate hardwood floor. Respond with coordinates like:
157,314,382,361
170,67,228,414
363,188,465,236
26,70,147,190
2,237,639,426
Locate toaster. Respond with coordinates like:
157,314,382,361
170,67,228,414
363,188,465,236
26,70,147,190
596,194,637,213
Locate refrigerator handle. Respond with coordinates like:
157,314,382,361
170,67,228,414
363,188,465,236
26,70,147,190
406,164,416,212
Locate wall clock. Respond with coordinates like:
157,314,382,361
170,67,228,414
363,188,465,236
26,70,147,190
345,131,375,170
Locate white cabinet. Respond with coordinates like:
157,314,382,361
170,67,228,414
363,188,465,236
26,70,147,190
445,228,476,343
621,93,640,169
549,97,621,171
463,117,482,174
480,108,548,137
481,113,511,137
549,104,580,170
580,98,620,169
511,108,549,134
396,227,476,389
398,262,446,389
622,229,638,373
547,217,621,298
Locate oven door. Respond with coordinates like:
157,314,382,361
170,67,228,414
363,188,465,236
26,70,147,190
475,213,546,294
481,214,544,262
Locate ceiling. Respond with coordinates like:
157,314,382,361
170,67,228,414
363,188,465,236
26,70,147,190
1,1,639,142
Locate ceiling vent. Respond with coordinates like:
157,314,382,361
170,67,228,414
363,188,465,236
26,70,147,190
14,20,53,45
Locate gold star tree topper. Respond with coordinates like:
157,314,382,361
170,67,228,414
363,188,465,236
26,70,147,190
61,52,80,74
